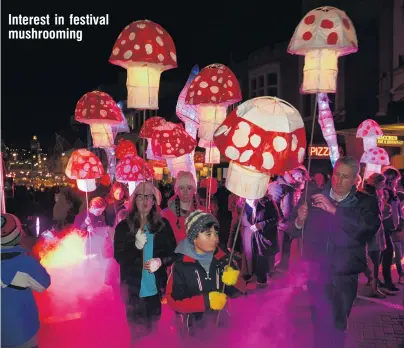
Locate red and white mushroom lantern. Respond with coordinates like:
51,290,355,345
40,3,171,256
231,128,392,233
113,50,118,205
151,122,197,178
360,147,390,180
109,20,177,109
194,151,205,171
288,6,358,93
115,154,154,195
185,64,242,143
115,138,138,160
139,116,167,160
75,91,124,148
356,119,383,152
148,159,166,181
65,149,104,192
214,97,306,199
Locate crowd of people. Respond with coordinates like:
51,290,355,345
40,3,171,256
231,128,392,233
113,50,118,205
1,157,404,348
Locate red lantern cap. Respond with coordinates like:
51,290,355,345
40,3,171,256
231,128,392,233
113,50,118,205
115,154,154,183
116,139,137,160
148,159,166,168
139,116,167,139
194,151,205,163
75,91,123,125
65,149,104,179
360,147,390,165
356,119,383,138
109,20,177,70
214,97,306,175
185,64,242,106
151,122,197,158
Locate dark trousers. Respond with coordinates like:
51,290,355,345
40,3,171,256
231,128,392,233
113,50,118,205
382,232,394,286
125,292,161,338
279,231,292,270
364,250,381,281
308,274,358,348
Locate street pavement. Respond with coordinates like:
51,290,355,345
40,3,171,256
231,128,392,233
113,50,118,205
37,272,404,348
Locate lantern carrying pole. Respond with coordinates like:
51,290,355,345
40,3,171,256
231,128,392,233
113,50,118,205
85,190,92,256
216,200,246,327
301,95,318,256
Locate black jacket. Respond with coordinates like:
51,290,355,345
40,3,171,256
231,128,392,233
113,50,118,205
114,218,176,297
166,248,246,314
287,185,381,276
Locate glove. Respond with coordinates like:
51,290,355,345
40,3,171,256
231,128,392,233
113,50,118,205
135,229,147,250
222,266,240,286
145,258,162,273
250,222,264,232
209,291,227,311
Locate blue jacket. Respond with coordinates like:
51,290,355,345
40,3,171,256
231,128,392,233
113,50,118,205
1,246,51,347
287,184,381,277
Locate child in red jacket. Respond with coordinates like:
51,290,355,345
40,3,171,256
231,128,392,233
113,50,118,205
166,210,246,334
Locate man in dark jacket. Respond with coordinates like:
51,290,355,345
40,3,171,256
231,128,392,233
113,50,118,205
287,156,380,348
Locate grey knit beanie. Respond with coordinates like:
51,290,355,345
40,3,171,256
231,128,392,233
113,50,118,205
185,210,218,243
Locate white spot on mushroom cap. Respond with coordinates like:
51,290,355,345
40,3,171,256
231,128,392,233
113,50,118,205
158,54,164,62
100,110,108,117
291,134,298,151
129,32,136,40
134,45,140,50
124,165,131,173
227,80,233,87
210,86,219,94
225,146,240,160
81,109,87,117
228,91,233,97
145,44,153,54
170,52,177,62
195,76,201,82
189,91,195,97
232,122,251,147
121,40,126,45
273,136,288,152
200,81,208,88
84,163,90,171
250,134,261,148
197,90,202,95
156,27,163,34
123,50,133,59
211,96,216,101
113,48,120,55
240,150,253,163
218,77,223,84
137,23,146,29
298,147,305,163
89,157,96,164
211,76,217,81
156,36,164,46
262,152,274,170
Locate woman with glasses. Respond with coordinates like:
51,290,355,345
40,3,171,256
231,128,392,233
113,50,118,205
114,181,176,344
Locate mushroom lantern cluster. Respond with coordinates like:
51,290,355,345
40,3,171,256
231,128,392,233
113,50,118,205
65,149,104,192
110,20,177,109
288,6,357,93
139,116,167,160
214,97,306,199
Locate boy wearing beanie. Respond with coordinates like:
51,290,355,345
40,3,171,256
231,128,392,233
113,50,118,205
166,210,246,333
1,213,51,348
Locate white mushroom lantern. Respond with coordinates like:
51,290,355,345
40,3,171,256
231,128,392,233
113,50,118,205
356,119,384,152
65,149,104,192
288,7,358,93
214,97,307,199
109,20,177,109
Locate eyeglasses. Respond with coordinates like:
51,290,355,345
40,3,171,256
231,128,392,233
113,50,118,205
135,194,154,201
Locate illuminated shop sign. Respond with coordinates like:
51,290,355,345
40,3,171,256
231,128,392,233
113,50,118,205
377,135,404,147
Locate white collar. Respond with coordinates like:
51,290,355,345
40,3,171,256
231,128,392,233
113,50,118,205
330,189,350,203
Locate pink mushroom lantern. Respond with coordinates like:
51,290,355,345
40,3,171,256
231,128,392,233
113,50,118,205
151,122,197,178
65,149,104,192
288,6,358,93
360,147,390,180
214,97,306,199
139,116,167,160
356,119,383,152
149,159,166,181
75,91,124,148
185,64,242,142
115,154,154,195
109,20,177,109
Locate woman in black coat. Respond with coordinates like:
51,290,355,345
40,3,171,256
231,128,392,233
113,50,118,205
114,182,176,343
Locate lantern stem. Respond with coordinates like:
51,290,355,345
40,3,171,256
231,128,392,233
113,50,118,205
363,137,378,152
198,105,227,142
363,163,381,181
302,49,339,93
128,181,137,196
126,64,162,109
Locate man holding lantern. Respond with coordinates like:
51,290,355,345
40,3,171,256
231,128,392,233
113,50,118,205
288,156,381,347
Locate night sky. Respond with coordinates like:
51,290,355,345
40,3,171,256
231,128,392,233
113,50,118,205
2,0,302,151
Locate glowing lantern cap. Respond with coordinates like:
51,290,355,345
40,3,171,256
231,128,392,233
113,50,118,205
151,122,196,158
109,20,177,109
115,139,137,160
176,65,200,126
185,64,242,141
356,119,383,151
288,6,358,93
360,147,390,166
139,116,167,160
214,97,306,199
115,154,154,183
65,149,104,192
